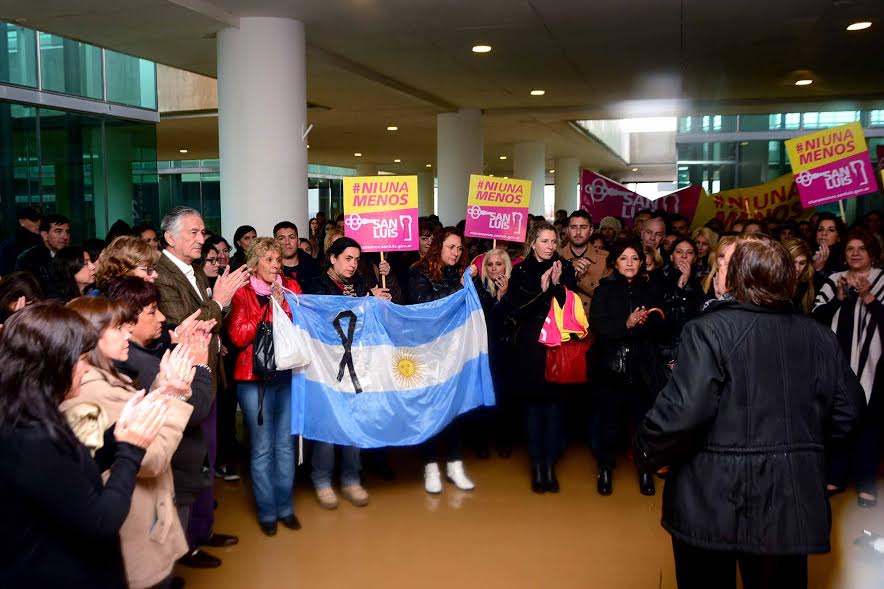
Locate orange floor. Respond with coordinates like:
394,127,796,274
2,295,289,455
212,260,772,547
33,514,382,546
176,447,884,589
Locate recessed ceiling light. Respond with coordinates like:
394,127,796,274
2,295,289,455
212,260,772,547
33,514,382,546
795,79,813,86
740,141,750,146
489,174,494,177
530,90,545,96
387,126,398,131
549,169,555,173
354,152,362,157
179,149,188,154
307,144,310,149
847,21,872,31
503,176,509,179
631,167,639,172
499,155,507,160
425,164,432,167
472,45,492,54
394,159,401,163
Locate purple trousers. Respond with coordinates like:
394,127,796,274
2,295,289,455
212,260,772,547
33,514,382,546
186,399,217,546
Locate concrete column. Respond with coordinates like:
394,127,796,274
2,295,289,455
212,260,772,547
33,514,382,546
417,170,435,216
218,17,307,239
355,163,378,176
514,142,546,218
554,157,580,214
437,108,482,225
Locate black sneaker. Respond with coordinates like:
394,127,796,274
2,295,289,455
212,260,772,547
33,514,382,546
214,464,240,482
178,549,221,568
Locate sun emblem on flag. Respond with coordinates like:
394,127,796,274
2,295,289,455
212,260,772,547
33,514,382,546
392,350,423,388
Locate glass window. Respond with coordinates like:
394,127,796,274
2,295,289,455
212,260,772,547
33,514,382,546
870,110,884,127
1,23,37,87
105,49,156,109
39,33,103,99
784,113,801,130
802,111,860,130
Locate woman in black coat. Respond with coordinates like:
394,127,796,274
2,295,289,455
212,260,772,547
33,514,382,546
407,226,477,494
0,302,166,589
635,238,864,589
590,238,665,497
504,221,577,493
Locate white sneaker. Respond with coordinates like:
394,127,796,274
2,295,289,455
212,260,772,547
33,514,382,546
424,462,443,494
446,460,475,491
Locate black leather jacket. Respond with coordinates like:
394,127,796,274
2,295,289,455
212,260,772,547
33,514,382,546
406,264,463,304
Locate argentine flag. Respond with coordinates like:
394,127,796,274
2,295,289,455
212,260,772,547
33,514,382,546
286,271,495,448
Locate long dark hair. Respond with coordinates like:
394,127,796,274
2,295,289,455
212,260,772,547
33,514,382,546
233,225,256,252
415,226,467,281
0,302,97,445
47,246,90,302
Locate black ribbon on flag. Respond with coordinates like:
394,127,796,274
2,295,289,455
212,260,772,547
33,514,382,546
333,310,362,393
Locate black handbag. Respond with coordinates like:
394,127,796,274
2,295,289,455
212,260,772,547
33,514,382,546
252,303,275,425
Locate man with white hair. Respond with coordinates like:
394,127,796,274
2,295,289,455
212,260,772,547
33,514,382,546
155,206,250,569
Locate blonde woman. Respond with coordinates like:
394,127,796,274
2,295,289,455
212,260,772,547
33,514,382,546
644,245,663,273
95,235,161,287
702,235,739,300
470,248,515,458
783,238,815,315
691,227,719,281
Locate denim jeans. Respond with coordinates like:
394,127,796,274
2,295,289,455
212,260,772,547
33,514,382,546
237,372,295,524
311,442,362,489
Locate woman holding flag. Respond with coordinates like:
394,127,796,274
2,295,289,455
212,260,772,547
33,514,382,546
408,226,477,494
310,236,389,510
503,221,577,493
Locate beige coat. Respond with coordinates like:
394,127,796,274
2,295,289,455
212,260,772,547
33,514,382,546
61,367,193,589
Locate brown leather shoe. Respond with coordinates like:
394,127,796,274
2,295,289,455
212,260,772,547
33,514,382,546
315,486,339,509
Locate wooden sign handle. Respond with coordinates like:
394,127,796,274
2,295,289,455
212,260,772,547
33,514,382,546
380,252,387,289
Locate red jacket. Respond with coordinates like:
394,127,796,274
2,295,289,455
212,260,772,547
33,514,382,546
227,277,301,381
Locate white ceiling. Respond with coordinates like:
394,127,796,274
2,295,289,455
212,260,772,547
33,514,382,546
6,0,884,180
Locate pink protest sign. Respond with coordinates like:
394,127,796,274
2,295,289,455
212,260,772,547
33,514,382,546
785,122,877,208
580,170,701,225
464,175,532,242
793,154,877,207
342,176,419,252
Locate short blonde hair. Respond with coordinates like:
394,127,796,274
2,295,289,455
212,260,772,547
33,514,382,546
95,236,160,287
245,237,283,270
643,245,663,270
324,227,344,256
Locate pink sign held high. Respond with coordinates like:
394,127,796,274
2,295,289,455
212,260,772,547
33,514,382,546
343,176,419,252
464,175,531,243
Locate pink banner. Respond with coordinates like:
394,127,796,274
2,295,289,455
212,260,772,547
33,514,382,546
343,209,419,252
579,170,701,225
794,153,877,208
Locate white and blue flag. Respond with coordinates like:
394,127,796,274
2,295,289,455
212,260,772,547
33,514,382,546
286,271,495,448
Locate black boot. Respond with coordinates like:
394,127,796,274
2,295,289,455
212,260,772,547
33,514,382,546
597,468,613,496
544,464,560,493
639,472,656,496
531,464,546,494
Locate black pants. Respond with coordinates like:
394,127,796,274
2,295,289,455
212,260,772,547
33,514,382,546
420,418,463,464
591,374,652,470
216,350,240,468
828,387,881,494
525,401,563,465
672,538,807,589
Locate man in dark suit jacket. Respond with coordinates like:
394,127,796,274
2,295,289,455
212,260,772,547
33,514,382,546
155,206,250,568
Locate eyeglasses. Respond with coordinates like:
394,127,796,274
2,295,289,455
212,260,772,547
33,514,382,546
136,266,158,275
204,257,219,265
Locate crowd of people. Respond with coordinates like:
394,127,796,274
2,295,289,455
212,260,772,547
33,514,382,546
0,200,878,588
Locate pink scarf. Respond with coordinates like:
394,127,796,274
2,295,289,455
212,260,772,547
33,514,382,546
250,274,283,296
